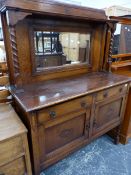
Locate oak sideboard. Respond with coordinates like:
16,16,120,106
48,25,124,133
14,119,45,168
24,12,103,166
0,0,130,174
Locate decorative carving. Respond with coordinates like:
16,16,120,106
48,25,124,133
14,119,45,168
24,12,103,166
108,32,114,72
106,106,115,118
9,27,20,76
107,22,116,72
103,22,116,71
59,128,73,138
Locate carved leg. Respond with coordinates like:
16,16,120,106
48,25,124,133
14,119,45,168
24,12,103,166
114,125,121,145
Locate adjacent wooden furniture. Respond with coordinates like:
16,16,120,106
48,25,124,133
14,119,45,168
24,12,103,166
111,15,131,55
0,75,11,103
0,75,32,175
111,16,131,144
0,62,8,76
0,1,130,174
111,57,131,144
111,57,131,145
0,104,32,175
111,56,131,77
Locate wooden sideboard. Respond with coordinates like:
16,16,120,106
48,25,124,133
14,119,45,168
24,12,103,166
11,72,130,174
0,1,131,174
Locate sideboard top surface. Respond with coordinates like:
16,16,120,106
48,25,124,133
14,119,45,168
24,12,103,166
10,72,131,112
0,0,107,22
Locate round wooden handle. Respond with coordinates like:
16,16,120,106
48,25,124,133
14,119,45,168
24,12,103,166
119,87,123,93
81,101,90,108
103,92,108,98
81,101,88,108
49,111,56,119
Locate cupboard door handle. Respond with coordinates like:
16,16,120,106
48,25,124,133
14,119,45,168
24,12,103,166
86,123,90,130
49,111,56,119
81,102,89,108
93,119,97,127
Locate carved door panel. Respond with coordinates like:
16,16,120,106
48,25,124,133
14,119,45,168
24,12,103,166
92,95,126,138
38,108,91,166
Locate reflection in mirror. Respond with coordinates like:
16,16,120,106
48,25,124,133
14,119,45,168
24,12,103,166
113,23,131,55
33,31,91,72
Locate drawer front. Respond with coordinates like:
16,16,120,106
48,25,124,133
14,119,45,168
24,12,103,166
38,95,92,124
0,157,26,175
0,136,24,166
96,84,128,102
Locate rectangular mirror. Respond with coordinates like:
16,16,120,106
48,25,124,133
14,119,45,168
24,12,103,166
33,31,91,72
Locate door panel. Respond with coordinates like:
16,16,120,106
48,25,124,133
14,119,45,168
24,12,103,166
45,114,86,153
38,108,91,164
93,96,124,136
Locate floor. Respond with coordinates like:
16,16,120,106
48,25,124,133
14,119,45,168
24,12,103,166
41,135,131,175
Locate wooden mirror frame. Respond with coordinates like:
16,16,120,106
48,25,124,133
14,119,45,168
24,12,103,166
29,20,94,76
29,18,94,76
0,0,112,86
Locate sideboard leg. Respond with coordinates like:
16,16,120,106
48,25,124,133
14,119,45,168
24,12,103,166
120,135,128,145
114,125,121,145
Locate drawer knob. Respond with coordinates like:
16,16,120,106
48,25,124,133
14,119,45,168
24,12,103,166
81,102,89,108
119,87,123,92
49,111,56,119
103,92,108,98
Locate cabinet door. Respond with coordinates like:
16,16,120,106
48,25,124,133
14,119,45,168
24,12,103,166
38,108,91,168
92,95,126,138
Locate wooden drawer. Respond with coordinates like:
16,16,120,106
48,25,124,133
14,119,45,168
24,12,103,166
0,157,26,175
0,136,24,166
96,84,128,102
38,95,92,124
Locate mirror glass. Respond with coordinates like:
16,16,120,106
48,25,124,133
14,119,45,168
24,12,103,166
113,23,131,54
33,31,91,72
